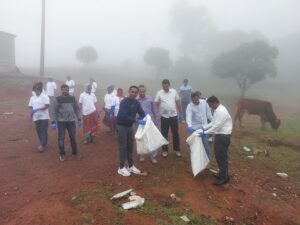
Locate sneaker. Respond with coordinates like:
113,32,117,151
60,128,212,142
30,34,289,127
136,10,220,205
72,154,82,159
59,155,66,161
128,165,141,174
151,158,158,164
162,151,168,158
118,167,131,177
175,151,181,157
139,156,145,162
37,145,44,152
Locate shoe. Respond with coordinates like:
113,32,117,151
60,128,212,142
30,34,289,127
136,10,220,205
175,151,181,157
208,137,213,143
162,151,168,158
72,154,82,159
151,158,158,164
37,145,44,152
128,165,141,174
139,156,145,162
118,167,131,177
213,177,230,186
59,155,67,161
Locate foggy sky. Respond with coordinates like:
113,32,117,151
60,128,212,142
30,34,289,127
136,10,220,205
0,0,299,67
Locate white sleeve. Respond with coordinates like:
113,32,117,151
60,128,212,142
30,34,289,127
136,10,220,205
154,92,160,103
205,112,228,134
44,95,50,105
93,94,97,103
186,104,192,127
78,94,83,103
28,97,33,107
175,90,180,101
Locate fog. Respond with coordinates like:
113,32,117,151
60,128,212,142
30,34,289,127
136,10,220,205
1,0,299,67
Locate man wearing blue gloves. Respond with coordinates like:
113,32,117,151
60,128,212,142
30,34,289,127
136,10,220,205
197,96,232,186
155,79,183,157
52,84,81,161
116,85,145,176
137,84,159,163
186,92,212,159
28,82,50,152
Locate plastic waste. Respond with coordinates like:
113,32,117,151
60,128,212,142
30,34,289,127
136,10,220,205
128,195,142,201
276,172,288,179
180,215,190,223
111,189,133,200
243,146,251,152
121,197,144,210
247,155,254,159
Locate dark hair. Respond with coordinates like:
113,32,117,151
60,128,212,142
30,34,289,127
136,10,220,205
191,92,200,98
61,84,69,89
207,96,219,104
139,84,146,89
33,82,43,91
162,79,170,85
129,85,139,91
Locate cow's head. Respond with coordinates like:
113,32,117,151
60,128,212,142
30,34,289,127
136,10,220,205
270,118,281,130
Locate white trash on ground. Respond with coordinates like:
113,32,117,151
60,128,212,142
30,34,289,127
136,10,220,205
111,189,133,200
243,146,251,152
122,197,145,210
276,172,288,179
180,215,190,223
247,155,254,159
186,133,210,176
135,114,168,155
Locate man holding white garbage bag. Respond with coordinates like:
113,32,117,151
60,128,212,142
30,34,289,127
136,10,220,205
198,96,232,185
186,92,212,159
155,79,183,158
116,85,145,177
137,84,160,164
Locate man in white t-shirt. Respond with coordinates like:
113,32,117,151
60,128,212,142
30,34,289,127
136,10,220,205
79,84,100,144
103,85,116,134
28,82,50,152
66,75,75,96
46,77,57,121
90,78,98,94
155,79,183,158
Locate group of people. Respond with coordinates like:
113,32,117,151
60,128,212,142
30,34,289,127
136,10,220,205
28,77,232,186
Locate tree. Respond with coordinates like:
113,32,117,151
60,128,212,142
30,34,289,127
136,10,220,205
170,0,217,60
144,47,172,75
76,46,98,67
211,40,279,97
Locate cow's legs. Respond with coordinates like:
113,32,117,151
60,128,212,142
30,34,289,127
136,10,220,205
260,114,267,129
234,110,245,128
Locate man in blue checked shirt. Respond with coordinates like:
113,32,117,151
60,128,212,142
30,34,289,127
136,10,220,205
179,79,193,121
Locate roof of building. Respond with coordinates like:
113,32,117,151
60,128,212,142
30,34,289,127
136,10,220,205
0,31,16,38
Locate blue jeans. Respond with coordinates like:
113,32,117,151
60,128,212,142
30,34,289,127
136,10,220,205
35,119,48,146
181,101,190,120
201,134,211,159
57,121,78,156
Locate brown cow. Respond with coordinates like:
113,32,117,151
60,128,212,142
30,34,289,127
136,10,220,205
234,98,280,130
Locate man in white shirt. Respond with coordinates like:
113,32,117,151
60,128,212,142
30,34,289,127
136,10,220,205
103,85,116,134
66,75,75,96
155,79,183,158
186,92,212,159
79,83,100,144
198,96,232,185
46,77,57,121
28,82,50,152
90,78,98,94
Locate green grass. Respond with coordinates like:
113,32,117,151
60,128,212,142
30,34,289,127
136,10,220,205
79,215,95,225
71,191,88,206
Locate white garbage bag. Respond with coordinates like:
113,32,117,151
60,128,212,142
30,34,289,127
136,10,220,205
135,114,168,155
186,133,210,176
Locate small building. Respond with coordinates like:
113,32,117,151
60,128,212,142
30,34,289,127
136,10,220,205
0,31,18,73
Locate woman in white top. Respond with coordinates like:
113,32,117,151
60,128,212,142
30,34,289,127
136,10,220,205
79,84,100,144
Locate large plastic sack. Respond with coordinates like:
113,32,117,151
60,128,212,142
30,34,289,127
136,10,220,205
135,114,168,155
186,133,210,176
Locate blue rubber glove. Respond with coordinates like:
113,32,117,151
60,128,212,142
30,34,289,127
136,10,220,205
197,129,204,137
187,127,194,134
178,114,184,122
154,118,160,126
51,121,57,130
77,119,82,128
31,108,40,117
138,120,146,125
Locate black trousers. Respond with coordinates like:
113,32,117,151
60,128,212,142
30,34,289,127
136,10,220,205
161,116,180,152
117,124,134,168
57,121,78,156
214,134,231,179
35,119,48,146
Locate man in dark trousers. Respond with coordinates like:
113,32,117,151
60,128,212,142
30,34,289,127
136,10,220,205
52,84,82,161
116,85,145,177
198,96,232,185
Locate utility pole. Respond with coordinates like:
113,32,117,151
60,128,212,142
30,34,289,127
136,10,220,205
40,0,45,77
